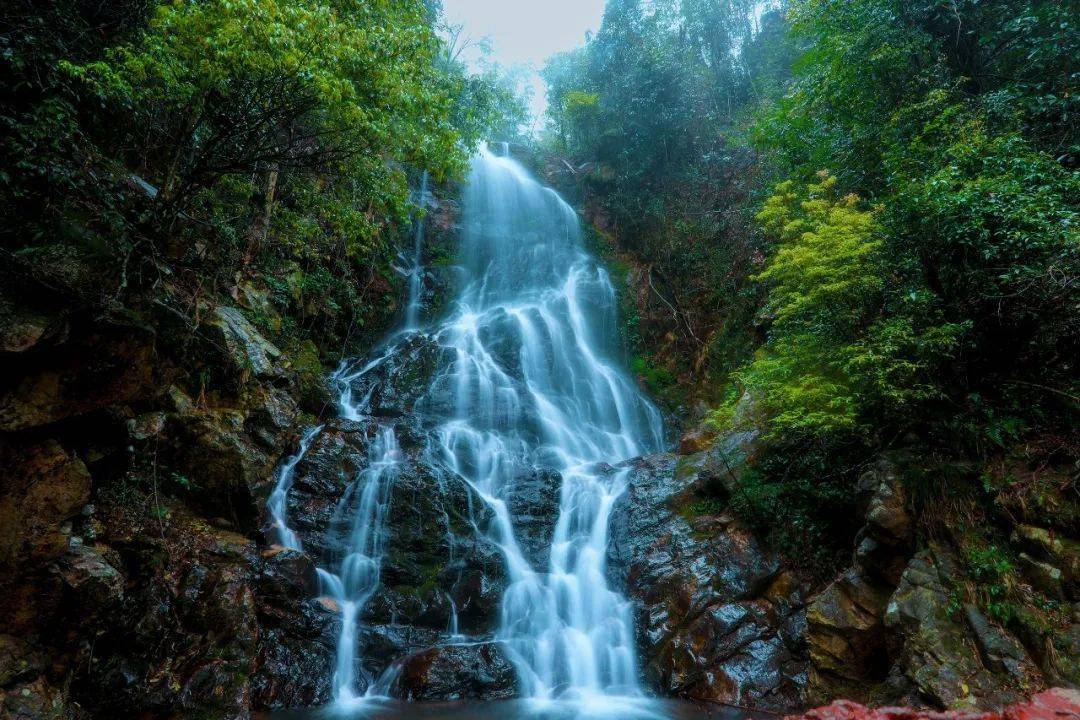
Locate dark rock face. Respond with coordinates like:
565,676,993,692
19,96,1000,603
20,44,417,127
806,458,914,703
0,440,91,573
252,547,338,708
363,431,508,637
884,547,1042,708
608,441,808,711
806,568,893,701
0,280,345,718
393,643,516,701
505,467,560,570
803,454,1077,710
342,334,448,418
0,324,153,432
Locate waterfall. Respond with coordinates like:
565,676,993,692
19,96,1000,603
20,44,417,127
429,145,665,702
319,426,401,705
276,145,665,712
404,171,430,330
267,425,323,551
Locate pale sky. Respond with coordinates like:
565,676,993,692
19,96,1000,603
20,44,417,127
441,0,607,123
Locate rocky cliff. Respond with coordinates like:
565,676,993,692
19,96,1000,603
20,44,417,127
2,194,1076,720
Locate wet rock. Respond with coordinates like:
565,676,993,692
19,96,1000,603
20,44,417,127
127,411,166,441
862,465,912,549
0,635,45,688
76,511,265,720
963,604,1040,686
373,450,506,636
608,448,805,710
341,334,446,417
246,386,300,437
394,642,516,701
884,545,1040,708
291,340,333,414
252,549,337,708
356,625,444,687
0,440,91,574
678,425,717,455
285,422,371,557
53,544,124,610
806,568,892,700
212,306,284,379
505,467,561,569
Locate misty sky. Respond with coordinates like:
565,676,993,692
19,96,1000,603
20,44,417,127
441,0,607,122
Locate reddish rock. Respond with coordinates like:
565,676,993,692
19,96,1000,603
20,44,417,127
784,688,1080,720
679,425,718,454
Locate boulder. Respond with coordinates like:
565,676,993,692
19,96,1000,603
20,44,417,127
805,457,914,703
608,449,806,710
884,546,1041,709
1012,526,1079,601
393,643,516,701
806,568,893,700
0,295,66,354
212,306,283,380
53,544,124,611
0,440,91,574
0,326,152,432
76,510,266,720
168,408,277,531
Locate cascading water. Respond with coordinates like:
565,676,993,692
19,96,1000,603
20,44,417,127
319,426,401,705
404,171,430,331
272,145,665,715
267,425,323,551
428,145,665,704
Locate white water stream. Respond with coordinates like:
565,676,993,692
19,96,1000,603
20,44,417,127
270,146,665,714
429,146,664,703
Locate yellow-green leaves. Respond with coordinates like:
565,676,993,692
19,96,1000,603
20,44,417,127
756,171,882,333
743,172,883,438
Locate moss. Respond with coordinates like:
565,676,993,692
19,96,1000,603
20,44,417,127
289,339,330,411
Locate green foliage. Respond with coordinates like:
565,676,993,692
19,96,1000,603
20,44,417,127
2,0,522,362
542,3,799,385
965,544,1018,623
64,0,467,213
742,172,882,437
543,0,1078,576
746,0,1078,450
631,354,676,392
